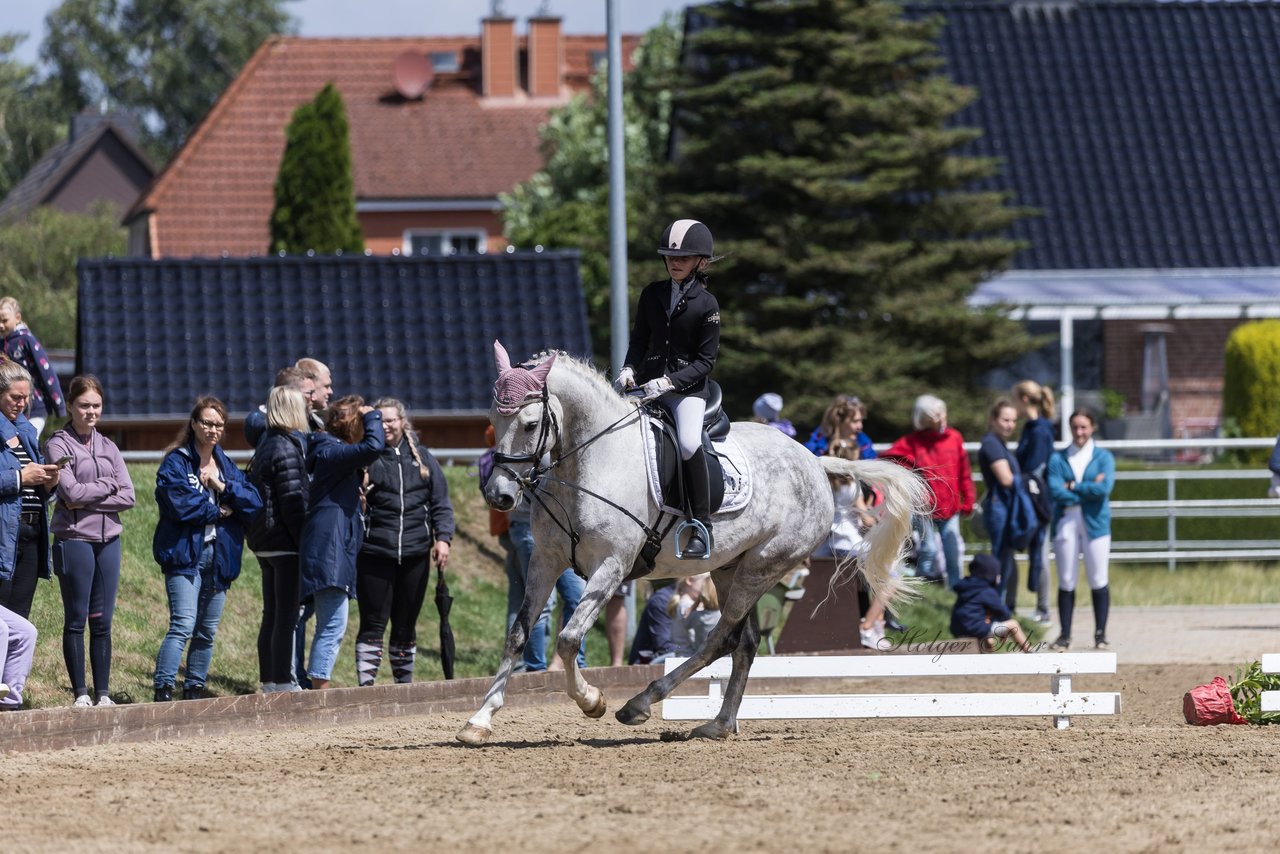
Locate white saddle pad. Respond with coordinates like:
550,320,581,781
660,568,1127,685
640,412,753,516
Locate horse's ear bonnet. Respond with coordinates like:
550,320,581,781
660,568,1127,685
492,340,557,415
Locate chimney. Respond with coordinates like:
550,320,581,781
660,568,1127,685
527,16,563,98
482,16,517,97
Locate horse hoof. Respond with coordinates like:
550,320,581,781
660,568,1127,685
615,699,651,727
689,720,733,741
456,723,492,746
582,687,607,719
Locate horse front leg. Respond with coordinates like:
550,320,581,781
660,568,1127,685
457,554,560,746
555,556,626,719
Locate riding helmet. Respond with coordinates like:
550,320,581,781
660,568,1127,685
657,219,714,257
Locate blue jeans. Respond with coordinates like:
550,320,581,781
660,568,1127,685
916,514,963,588
308,588,350,682
525,569,587,671
501,529,523,632
154,544,227,690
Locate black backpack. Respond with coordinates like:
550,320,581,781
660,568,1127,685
1021,471,1053,526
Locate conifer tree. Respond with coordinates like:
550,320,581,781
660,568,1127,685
667,0,1034,434
270,82,363,255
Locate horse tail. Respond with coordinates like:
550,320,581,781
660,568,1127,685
818,457,933,604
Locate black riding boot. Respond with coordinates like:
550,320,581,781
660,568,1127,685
682,448,713,559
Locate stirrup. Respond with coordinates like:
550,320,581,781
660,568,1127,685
674,518,712,560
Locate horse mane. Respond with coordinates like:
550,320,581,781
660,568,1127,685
527,349,631,414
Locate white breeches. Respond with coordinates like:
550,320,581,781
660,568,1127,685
660,393,706,460
1052,507,1111,592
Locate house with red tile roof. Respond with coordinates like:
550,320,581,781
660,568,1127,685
123,16,639,259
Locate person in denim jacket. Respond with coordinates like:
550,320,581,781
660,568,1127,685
0,361,59,619
152,396,262,702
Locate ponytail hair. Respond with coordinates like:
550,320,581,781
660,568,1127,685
1013,380,1056,421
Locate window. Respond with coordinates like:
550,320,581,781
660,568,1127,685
404,229,486,256
429,51,459,73
589,50,608,69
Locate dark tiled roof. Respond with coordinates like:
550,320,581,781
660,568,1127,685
76,253,591,418
0,120,152,222
921,0,1280,269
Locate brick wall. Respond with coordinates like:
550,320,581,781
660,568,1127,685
1102,317,1245,434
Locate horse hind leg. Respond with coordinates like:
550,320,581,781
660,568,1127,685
615,607,747,730
689,608,760,740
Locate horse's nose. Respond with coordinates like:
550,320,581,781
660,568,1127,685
490,493,515,511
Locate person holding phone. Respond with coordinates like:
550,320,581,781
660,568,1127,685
299,396,384,689
44,375,136,707
0,360,59,621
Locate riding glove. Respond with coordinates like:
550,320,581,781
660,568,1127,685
641,377,674,400
613,367,636,393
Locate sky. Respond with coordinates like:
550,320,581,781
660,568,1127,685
5,0,694,67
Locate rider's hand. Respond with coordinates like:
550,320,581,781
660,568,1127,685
613,367,636,393
641,377,674,400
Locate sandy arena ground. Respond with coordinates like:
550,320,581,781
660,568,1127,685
7,661,1278,853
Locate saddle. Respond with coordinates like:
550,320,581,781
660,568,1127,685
643,380,729,517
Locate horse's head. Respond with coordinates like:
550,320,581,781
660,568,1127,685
485,340,561,511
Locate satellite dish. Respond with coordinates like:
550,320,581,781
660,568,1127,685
393,50,433,100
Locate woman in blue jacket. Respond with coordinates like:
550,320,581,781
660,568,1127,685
152,397,262,701
1046,409,1116,650
299,396,384,689
0,361,59,621
1014,380,1057,625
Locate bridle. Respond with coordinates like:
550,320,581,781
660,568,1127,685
489,384,674,577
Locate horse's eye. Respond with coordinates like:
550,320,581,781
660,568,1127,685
524,422,537,433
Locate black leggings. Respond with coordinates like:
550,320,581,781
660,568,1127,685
55,537,122,698
257,554,301,685
356,552,431,646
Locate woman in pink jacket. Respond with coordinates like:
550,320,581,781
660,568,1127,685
44,375,135,707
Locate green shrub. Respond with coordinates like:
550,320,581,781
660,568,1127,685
1223,319,1280,461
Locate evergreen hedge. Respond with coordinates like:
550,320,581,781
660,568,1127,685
269,82,364,255
1223,319,1280,448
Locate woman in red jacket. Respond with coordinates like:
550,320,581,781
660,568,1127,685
883,394,975,588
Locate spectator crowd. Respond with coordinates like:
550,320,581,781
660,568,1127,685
0,297,1110,709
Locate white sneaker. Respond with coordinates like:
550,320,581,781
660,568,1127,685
261,682,278,693
96,695,116,707
73,695,93,708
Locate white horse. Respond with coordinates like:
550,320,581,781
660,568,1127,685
457,342,929,744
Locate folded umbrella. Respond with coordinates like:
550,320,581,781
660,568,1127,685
435,571,456,680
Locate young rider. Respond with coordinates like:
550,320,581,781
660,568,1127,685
614,219,721,559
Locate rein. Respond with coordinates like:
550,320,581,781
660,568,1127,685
491,385,670,576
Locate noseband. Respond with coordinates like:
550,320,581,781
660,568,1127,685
491,385,559,484
488,384,671,577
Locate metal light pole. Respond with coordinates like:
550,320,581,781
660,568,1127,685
607,0,628,377
606,0,636,643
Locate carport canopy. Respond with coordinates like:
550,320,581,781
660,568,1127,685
969,269,1280,440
